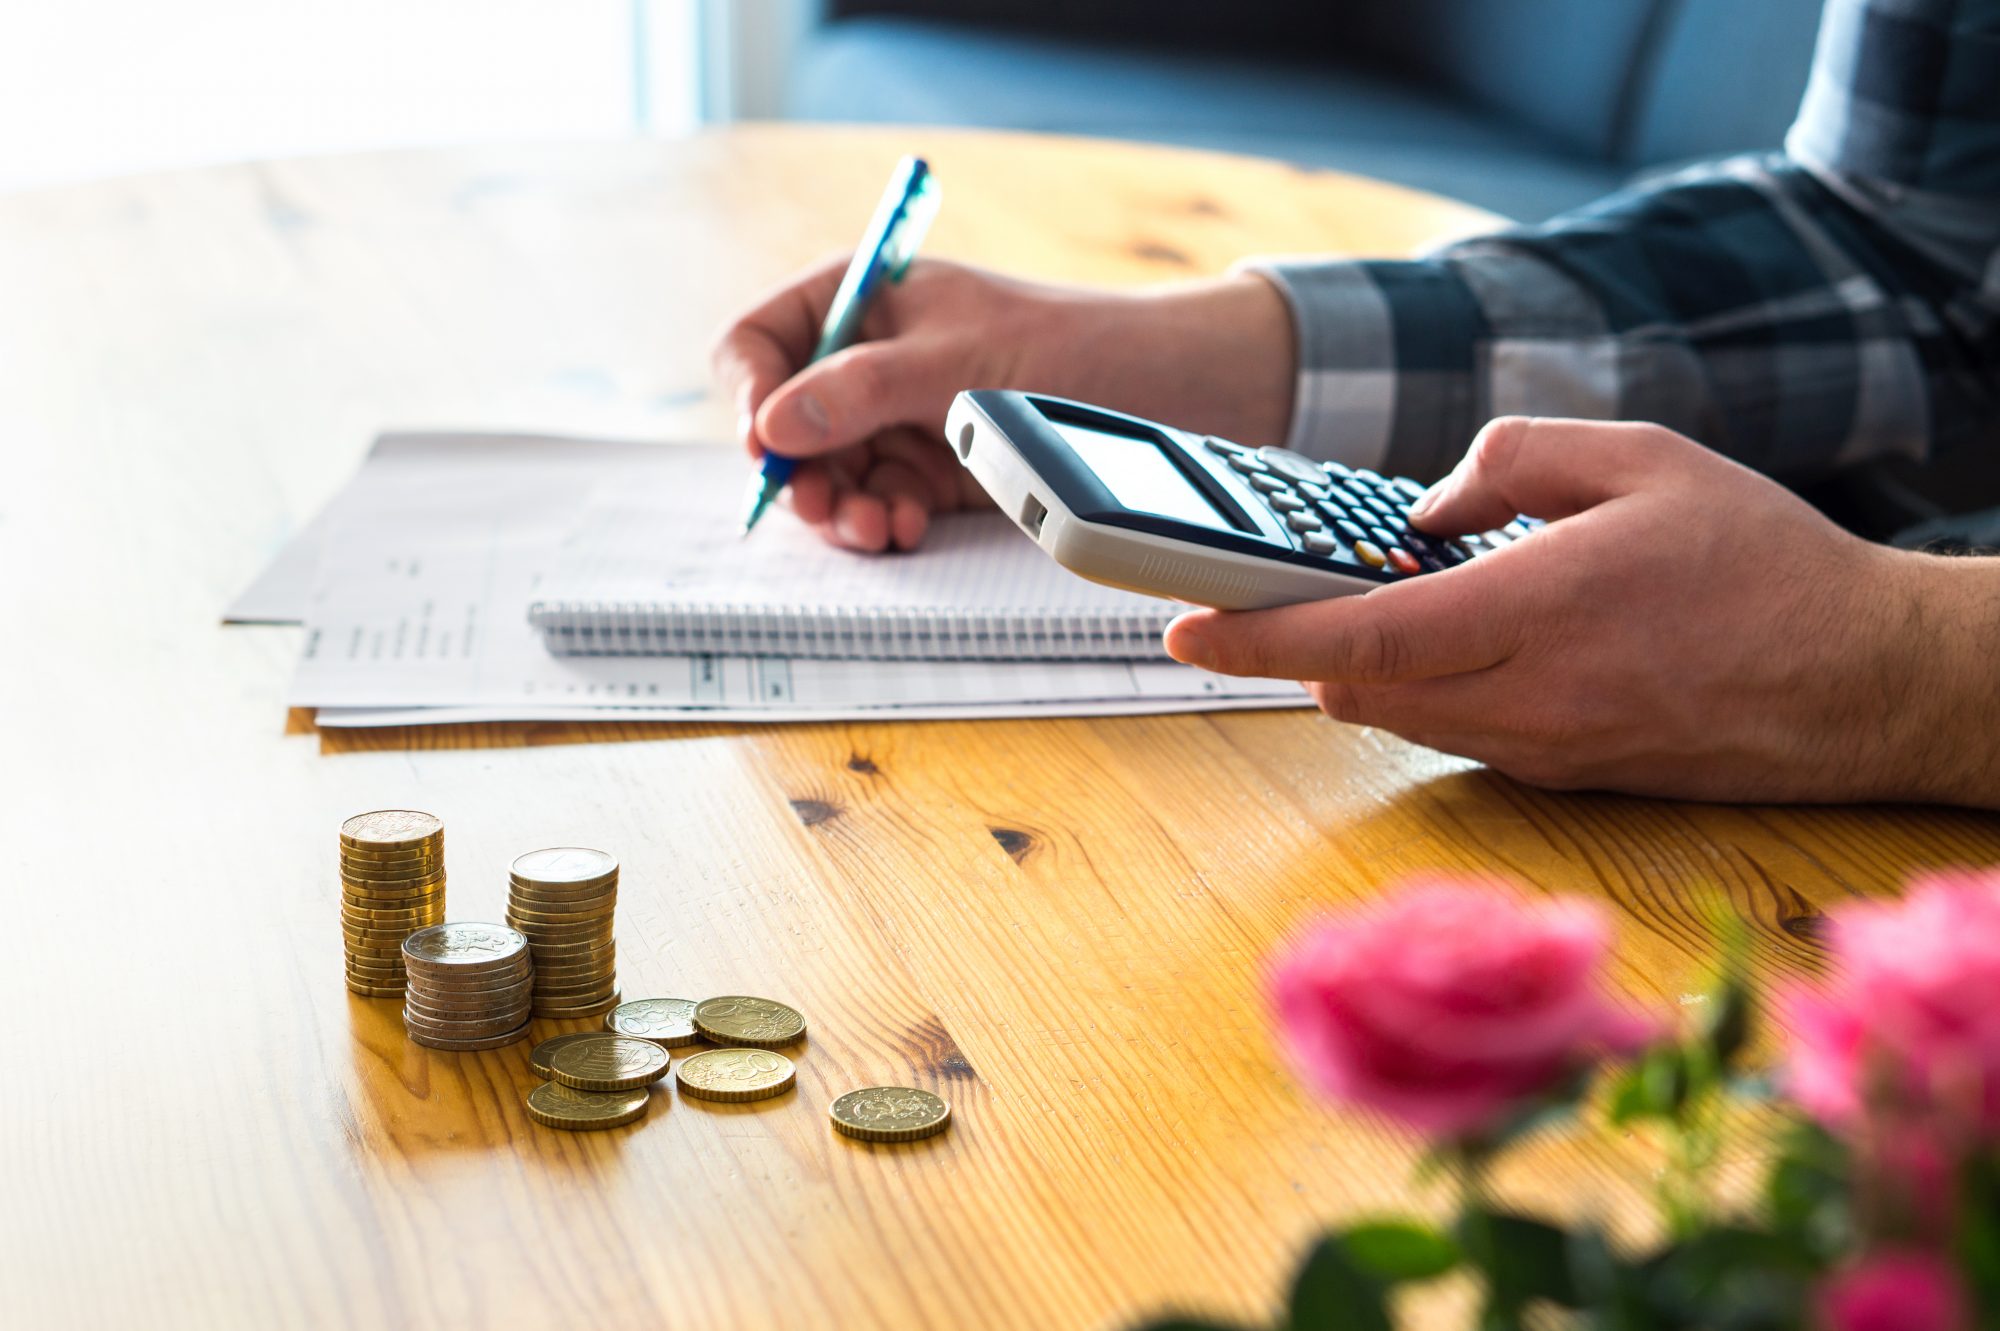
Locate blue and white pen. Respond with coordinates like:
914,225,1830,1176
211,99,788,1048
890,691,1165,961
738,154,942,536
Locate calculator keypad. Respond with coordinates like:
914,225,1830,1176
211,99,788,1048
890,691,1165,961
1202,438,1544,577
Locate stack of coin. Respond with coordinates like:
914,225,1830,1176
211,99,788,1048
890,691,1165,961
400,923,533,1050
340,810,446,997
506,848,619,1018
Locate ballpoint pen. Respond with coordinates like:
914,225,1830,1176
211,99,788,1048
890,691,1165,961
739,154,941,536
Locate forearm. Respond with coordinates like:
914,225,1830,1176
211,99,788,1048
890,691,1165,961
1893,553,2000,809
1046,274,1296,448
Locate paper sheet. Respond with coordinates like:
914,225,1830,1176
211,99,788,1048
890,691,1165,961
288,433,1306,721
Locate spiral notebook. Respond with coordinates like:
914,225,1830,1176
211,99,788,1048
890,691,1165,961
527,453,1177,662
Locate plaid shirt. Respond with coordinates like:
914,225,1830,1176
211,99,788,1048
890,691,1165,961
1248,0,2000,484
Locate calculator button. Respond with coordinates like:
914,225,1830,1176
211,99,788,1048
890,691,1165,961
1327,484,1362,508
1323,460,1354,480
1285,510,1323,532
1301,531,1338,556
1483,528,1513,546
1248,473,1288,493
1256,447,1328,485
1204,437,1251,456
1386,548,1421,575
1384,513,1409,532
1365,495,1399,519
1334,519,1367,543
1353,540,1386,568
1268,493,1308,512
1352,468,1386,487
1227,453,1269,474
1299,481,1330,501
1503,520,1529,539
1392,477,1427,502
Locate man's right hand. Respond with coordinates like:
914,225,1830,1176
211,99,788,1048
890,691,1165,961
710,256,1297,551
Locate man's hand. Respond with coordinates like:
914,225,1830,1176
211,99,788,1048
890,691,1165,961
711,257,1294,551
1165,417,2000,806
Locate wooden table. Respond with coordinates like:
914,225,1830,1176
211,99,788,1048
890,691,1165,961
3,125,1995,1331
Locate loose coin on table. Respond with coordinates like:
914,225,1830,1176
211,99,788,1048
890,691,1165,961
337,808,446,997
525,1081,650,1132
545,1035,670,1092
528,1033,606,1079
606,998,702,1048
830,1087,952,1143
691,996,807,1048
675,1048,797,1103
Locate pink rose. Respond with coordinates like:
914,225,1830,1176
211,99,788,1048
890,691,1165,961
1271,880,1654,1141
1782,870,2000,1138
1818,1251,1968,1331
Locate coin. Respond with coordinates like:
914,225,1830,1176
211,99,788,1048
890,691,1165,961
339,844,445,866
345,979,406,998
402,923,528,969
605,998,702,1049
340,809,444,850
546,1035,670,1091
504,903,615,925
675,1048,797,1102
528,1033,606,1079
829,1087,952,1143
507,882,618,907
531,992,623,1019
692,996,807,1048
404,1009,530,1040
509,847,618,887
525,1080,648,1131
409,1024,530,1052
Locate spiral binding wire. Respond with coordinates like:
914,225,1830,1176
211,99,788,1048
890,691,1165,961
526,600,1178,662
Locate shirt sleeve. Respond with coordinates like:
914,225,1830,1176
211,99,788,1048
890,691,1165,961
1239,0,2000,484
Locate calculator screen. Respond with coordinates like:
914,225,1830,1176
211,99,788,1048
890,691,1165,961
1047,420,1234,531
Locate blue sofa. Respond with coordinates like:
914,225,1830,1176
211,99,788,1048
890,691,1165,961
787,0,1829,222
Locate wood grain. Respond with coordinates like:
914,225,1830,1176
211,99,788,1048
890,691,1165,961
0,125,1994,1331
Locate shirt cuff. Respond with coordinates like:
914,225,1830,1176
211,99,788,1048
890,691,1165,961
1232,255,1487,481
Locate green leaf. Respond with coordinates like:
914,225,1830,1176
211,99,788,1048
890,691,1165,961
1701,970,1754,1071
1339,1222,1460,1283
1288,1235,1392,1331
1762,1120,1851,1263
1607,1048,1690,1126
1458,1208,1580,1312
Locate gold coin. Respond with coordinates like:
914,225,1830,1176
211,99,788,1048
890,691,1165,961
342,899,446,922
340,866,446,888
340,809,444,850
528,1032,606,1079
546,1035,670,1091
504,902,615,925
401,923,528,968
345,979,405,998
509,847,618,888
529,952,618,977
606,998,702,1049
525,1080,648,1131
340,842,444,864
692,996,807,1048
409,1024,530,1052
344,959,408,978
531,992,623,1019
829,1087,952,1143
507,881,618,906
675,1048,796,1102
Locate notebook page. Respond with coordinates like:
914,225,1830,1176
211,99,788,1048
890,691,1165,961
532,448,1168,620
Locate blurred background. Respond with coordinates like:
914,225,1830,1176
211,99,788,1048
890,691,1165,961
3,0,1827,220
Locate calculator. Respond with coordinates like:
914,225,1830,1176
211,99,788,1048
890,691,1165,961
944,390,1542,611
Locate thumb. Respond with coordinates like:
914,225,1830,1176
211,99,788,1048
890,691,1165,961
755,339,951,460
1410,416,1660,536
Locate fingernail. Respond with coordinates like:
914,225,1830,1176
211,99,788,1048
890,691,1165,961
736,410,755,449
794,392,830,441
835,507,869,548
1410,481,1445,519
